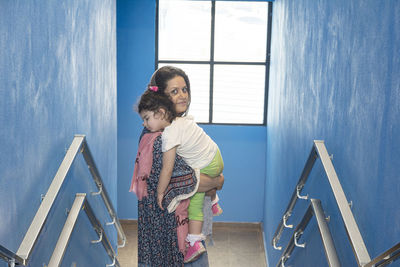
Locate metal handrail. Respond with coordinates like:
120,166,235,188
271,144,318,250
312,199,341,266
277,199,340,267
314,140,370,265
48,193,120,267
272,140,400,267
0,245,24,267
272,140,369,264
14,135,125,265
80,139,126,248
364,242,400,267
48,194,86,267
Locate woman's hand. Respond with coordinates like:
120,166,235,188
216,173,224,190
205,188,217,197
197,172,225,192
157,191,165,210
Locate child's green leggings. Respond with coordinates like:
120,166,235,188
188,149,224,221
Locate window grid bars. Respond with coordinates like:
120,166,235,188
156,0,272,125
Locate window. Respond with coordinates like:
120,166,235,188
157,0,272,125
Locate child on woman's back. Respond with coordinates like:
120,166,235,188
137,87,224,263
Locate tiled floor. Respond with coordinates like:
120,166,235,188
117,220,267,267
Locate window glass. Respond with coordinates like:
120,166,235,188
214,2,268,62
159,1,211,61
213,65,265,124
158,0,271,125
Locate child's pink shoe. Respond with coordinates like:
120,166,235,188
212,202,223,216
184,240,206,263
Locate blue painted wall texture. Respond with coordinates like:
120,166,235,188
117,0,267,223
3,0,398,266
117,0,158,222
265,0,400,266
0,1,117,266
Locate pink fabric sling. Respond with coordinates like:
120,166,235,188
129,131,190,253
129,132,161,199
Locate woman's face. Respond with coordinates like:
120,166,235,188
164,76,189,115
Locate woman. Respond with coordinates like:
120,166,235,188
132,66,224,266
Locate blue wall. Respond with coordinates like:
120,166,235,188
117,0,157,221
265,0,400,266
117,0,267,223
0,1,117,266
3,0,398,266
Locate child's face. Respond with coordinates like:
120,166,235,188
140,110,169,132
165,76,189,115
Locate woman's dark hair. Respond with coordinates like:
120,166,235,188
137,90,177,123
149,66,191,114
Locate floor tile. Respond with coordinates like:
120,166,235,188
117,220,267,267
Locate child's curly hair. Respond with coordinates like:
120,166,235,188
136,89,177,123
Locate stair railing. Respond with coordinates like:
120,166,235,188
0,135,126,266
48,193,120,267
277,199,340,267
0,245,24,267
272,140,400,267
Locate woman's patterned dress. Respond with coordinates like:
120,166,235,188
137,135,198,267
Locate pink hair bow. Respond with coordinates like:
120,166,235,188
149,86,158,92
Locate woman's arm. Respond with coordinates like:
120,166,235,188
197,173,224,193
157,146,177,209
